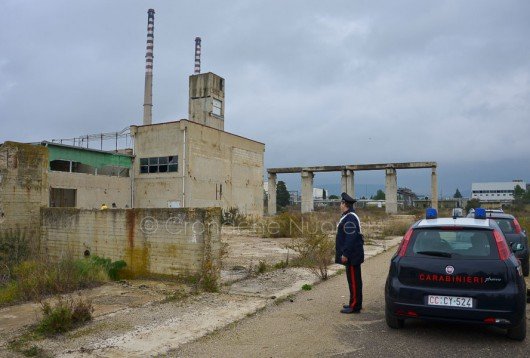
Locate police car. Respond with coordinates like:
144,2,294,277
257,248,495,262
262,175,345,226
466,209,529,276
385,208,527,340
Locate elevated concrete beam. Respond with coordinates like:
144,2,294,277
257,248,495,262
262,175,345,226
301,171,314,213
268,173,277,215
385,168,398,214
268,161,436,174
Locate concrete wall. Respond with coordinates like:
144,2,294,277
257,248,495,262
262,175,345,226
48,171,131,209
132,122,186,209
40,207,222,276
132,120,265,216
186,121,264,216
0,142,48,242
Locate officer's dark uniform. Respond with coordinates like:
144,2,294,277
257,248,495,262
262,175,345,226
335,192,364,313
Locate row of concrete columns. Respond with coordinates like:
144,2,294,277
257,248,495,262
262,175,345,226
267,167,438,215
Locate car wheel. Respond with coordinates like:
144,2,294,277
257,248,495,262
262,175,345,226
385,307,404,329
522,259,529,277
507,311,526,341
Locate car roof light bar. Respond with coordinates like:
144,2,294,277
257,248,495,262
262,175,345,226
426,208,437,219
474,208,487,219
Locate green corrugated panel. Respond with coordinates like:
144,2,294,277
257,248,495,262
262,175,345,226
46,145,132,169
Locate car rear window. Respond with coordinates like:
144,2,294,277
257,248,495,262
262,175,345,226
492,218,516,234
407,228,499,259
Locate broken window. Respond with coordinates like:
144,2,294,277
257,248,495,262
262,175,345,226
213,99,222,116
140,155,178,174
50,160,70,172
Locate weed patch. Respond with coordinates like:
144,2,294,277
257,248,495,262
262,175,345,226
287,217,335,280
0,255,125,306
257,260,268,274
381,221,411,237
37,295,94,336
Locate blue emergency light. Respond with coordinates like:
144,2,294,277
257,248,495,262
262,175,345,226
474,208,486,219
426,208,437,219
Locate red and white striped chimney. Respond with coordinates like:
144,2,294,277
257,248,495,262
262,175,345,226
143,9,155,125
194,37,201,74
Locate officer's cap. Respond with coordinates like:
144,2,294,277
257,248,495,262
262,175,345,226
341,192,357,204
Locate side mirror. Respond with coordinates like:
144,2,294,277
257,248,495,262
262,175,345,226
510,242,524,252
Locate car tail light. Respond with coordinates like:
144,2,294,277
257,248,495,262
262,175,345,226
484,317,511,325
397,228,414,257
513,218,523,234
396,309,418,317
493,230,510,261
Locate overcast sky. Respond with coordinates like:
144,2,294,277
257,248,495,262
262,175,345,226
1,0,529,196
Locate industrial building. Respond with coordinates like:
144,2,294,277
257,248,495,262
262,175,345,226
9,8,263,215
471,180,526,202
0,9,264,277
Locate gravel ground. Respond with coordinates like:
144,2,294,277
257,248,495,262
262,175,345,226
0,237,401,357
173,249,530,358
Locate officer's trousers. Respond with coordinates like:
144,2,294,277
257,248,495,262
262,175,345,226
346,264,363,310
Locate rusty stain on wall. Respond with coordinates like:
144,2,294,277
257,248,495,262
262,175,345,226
40,207,221,277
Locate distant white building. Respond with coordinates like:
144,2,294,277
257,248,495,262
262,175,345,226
313,188,328,200
471,180,526,202
289,191,299,204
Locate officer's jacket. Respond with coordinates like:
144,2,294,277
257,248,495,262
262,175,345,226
335,209,364,266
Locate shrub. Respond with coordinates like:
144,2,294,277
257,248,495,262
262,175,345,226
37,295,94,335
302,284,312,291
381,221,411,237
86,256,127,281
273,260,289,270
0,255,118,306
287,218,335,280
257,260,268,274
0,230,35,272
0,281,18,304
38,299,73,334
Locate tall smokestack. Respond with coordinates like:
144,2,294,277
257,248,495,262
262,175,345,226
194,37,201,74
143,9,155,125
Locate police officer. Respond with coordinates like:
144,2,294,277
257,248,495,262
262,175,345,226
335,192,364,314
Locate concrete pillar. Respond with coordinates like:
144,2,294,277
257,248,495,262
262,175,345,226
341,170,348,194
268,173,277,215
385,168,398,214
301,171,314,213
431,168,438,210
347,170,355,198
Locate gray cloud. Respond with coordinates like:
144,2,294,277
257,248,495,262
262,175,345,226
1,0,529,194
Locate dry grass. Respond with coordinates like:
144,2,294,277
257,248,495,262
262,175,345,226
37,295,94,335
0,257,109,306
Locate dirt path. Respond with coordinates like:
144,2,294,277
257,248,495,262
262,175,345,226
173,250,530,358
0,237,402,357
173,249,394,357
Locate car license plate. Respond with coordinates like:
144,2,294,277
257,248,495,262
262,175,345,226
427,295,473,308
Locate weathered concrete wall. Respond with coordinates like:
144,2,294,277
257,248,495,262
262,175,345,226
48,171,131,209
0,142,48,242
132,122,185,209
186,120,264,216
188,72,225,131
40,207,222,276
132,120,265,216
